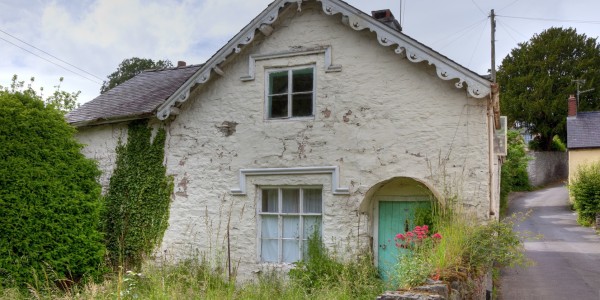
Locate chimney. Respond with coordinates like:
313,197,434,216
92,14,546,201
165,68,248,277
568,94,577,117
177,61,186,68
371,9,402,32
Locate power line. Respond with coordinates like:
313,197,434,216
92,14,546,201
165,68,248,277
498,0,523,12
0,28,104,82
433,18,487,51
497,14,600,25
468,19,488,68
497,19,528,41
497,20,520,44
0,36,102,85
470,0,486,15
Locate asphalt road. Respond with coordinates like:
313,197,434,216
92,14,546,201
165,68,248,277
500,184,600,300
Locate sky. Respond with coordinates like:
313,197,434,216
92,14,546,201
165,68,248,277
1,0,600,104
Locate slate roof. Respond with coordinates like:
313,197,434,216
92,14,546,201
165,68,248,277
66,64,201,126
567,111,600,149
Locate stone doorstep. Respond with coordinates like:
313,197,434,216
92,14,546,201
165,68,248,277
377,281,450,300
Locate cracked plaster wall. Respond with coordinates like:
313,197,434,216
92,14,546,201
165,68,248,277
74,1,493,279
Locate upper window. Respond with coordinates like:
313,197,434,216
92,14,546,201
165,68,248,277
258,187,322,263
267,67,315,119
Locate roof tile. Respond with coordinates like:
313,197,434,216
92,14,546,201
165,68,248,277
567,111,600,149
66,65,201,125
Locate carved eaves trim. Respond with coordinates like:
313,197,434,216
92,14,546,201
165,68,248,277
318,0,491,99
156,0,491,120
157,0,303,120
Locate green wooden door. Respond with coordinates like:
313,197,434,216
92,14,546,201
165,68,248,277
377,200,431,281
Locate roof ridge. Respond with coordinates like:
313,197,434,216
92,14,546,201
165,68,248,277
143,64,204,73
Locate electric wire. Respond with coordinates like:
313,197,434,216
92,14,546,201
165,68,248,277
498,0,523,12
434,18,487,51
0,36,102,85
497,19,529,41
468,20,488,68
497,14,600,25
0,28,104,82
470,0,486,15
497,20,520,45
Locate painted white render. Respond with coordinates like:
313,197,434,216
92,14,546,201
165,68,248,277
73,1,497,279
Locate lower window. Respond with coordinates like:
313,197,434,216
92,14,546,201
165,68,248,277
259,187,322,263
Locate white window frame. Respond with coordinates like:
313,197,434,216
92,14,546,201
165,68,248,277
264,65,316,120
257,186,323,263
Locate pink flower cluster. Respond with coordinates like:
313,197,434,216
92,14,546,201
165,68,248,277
394,225,442,249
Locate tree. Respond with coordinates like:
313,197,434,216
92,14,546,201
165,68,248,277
100,57,173,94
0,91,105,287
497,27,600,150
1,75,80,113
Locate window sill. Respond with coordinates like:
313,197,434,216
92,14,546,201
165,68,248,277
265,116,315,122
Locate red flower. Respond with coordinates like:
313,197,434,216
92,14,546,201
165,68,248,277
395,233,406,240
432,233,442,240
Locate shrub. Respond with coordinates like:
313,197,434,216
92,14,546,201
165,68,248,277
0,91,105,288
569,161,600,226
500,130,531,213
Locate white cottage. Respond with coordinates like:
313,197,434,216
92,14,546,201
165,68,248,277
67,0,502,278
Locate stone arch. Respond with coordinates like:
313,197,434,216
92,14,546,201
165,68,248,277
359,176,441,279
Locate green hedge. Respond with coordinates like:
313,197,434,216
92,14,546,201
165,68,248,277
0,91,105,287
500,130,531,213
569,161,600,226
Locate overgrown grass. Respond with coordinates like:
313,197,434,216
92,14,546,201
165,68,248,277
0,243,384,300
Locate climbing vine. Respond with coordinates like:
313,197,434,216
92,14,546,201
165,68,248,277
103,120,173,270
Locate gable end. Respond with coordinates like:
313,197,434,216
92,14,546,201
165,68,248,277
156,0,491,121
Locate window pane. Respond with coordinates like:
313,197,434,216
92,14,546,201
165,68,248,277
292,93,313,117
303,216,321,240
282,189,299,213
282,240,300,262
261,215,278,238
292,68,313,92
303,189,322,213
282,216,299,239
261,239,278,262
269,95,288,118
269,71,288,95
262,189,278,213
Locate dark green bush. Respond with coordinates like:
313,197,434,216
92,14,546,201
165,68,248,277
569,162,600,226
500,130,531,213
103,120,173,270
0,91,105,288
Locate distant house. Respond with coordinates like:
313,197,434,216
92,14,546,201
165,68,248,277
67,0,502,279
567,94,600,181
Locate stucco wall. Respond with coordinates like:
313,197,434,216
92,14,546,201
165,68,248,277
74,2,494,279
75,123,127,193
568,149,600,182
527,151,568,187
161,2,491,277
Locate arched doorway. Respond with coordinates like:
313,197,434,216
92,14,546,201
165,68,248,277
364,177,438,281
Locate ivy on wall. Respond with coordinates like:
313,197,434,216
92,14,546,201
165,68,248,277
103,120,173,270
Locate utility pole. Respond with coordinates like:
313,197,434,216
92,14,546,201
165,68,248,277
490,9,496,83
